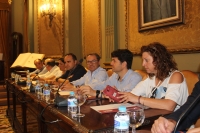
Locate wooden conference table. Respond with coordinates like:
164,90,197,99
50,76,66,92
6,79,172,133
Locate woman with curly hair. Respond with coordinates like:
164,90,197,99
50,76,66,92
119,42,188,111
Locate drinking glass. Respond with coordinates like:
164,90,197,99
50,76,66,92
128,105,145,133
18,75,25,82
49,85,58,103
15,74,19,83
73,93,87,117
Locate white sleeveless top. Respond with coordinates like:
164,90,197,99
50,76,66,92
131,70,189,111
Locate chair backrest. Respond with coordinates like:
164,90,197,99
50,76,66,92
134,70,148,80
107,69,113,77
181,70,199,95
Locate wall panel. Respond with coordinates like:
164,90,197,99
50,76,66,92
82,0,101,56
127,0,200,54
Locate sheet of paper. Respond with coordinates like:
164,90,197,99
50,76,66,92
59,91,71,95
91,103,136,113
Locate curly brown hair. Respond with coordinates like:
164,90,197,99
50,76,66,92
140,42,177,80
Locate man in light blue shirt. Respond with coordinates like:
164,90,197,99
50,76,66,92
30,59,48,77
61,53,108,90
78,49,142,96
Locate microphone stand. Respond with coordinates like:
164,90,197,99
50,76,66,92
56,78,68,94
39,78,69,123
173,93,200,133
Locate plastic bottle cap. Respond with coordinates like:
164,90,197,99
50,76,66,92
70,91,74,95
118,106,126,112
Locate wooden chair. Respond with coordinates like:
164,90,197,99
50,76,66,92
181,70,199,94
134,70,148,80
181,70,200,127
107,69,113,77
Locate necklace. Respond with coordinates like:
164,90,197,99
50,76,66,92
155,80,161,87
150,79,161,98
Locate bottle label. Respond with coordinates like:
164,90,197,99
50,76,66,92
68,99,77,107
43,90,50,95
114,116,129,129
35,85,40,90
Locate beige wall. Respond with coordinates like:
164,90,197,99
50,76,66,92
132,53,200,72
11,0,200,72
127,0,200,72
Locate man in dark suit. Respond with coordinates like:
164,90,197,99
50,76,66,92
143,0,176,23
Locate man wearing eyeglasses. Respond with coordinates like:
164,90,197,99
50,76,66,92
76,49,142,97
61,53,108,90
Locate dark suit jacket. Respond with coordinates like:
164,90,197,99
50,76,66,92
143,0,176,23
165,80,200,130
59,64,87,82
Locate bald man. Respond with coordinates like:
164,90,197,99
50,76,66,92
37,58,62,80
30,59,48,77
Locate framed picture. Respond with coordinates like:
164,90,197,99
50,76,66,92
138,0,184,31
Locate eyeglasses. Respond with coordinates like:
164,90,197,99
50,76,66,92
150,87,157,99
86,60,98,64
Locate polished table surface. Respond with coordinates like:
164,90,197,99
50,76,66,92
6,79,172,133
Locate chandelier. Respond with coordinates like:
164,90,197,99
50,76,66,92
40,0,57,27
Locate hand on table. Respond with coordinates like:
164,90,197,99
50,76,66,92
151,117,176,133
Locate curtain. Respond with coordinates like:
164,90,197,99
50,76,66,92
0,9,10,78
24,0,28,52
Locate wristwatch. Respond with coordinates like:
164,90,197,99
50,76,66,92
55,77,60,82
96,90,100,98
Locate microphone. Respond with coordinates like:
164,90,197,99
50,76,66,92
54,77,71,107
56,75,72,94
173,93,200,133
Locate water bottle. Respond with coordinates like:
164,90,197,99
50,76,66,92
43,84,50,103
26,77,32,91
35,80,41,98
114,106,130,133
26,70,30,79
68,91,77,114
